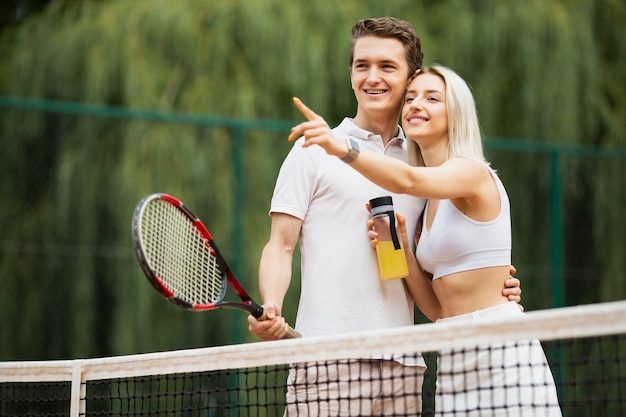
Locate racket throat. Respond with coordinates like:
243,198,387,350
191,300,264,318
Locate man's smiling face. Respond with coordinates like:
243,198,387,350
350,36,411,120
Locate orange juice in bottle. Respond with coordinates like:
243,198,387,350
375,240,409,280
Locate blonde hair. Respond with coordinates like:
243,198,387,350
406,65,488,167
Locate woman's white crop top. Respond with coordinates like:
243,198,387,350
415,163,511,280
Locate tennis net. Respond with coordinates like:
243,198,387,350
1,300,625,416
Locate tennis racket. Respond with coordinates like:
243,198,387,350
131,193,301,339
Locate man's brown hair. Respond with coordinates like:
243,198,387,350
350,17,424,77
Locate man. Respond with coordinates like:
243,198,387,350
248,17,521,415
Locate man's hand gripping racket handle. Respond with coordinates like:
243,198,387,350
252,307,302,339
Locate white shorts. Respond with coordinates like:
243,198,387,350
284,359,425,416
435,302,562,416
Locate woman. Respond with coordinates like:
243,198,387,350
289,65,562,416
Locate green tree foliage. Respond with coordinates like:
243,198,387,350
0,0,624,360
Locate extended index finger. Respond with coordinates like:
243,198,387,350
292,97,318,121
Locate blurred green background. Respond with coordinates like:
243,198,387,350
0,0,624,361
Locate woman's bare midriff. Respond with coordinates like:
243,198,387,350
432,265,511,318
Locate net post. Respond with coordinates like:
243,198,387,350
70,360,84,417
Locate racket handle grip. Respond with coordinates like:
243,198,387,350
257,308,302,339
284,326,302,339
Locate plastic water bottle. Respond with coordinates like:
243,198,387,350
369,196,409,280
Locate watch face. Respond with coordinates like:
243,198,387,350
350,138,360,153
342,138,359,163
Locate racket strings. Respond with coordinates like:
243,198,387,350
142,200,224,306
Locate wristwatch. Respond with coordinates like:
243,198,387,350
341,137,360,163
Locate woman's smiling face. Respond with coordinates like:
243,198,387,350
402,72,449,145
